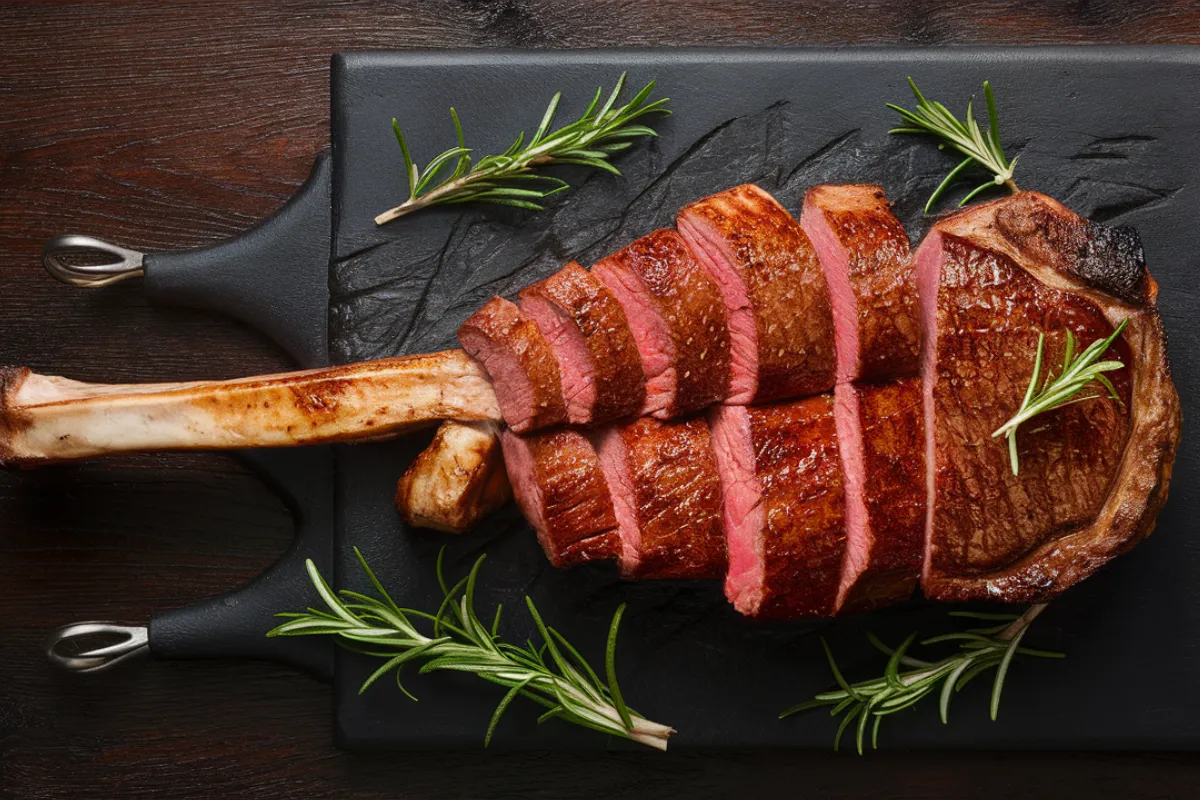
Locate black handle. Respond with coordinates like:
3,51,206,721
144,151,332,369
42,151,339,679
148,447,336,680
142,153,337,678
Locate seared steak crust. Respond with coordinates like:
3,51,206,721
610,416,727,579
594,229,732,416
840,378,926,612
929,233,1132,575
678,184,836,403
395,421,510,534
802,184,921,380
520,261,645,424
750,396,846,618
993,194,1149,305
458,297,568,433
503,428,620,567
921,192,1180,602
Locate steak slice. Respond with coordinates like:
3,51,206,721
801,184,921,382
519,261,646,425
677,184,836,404
458,297,567,433
593,416,726,579
710,396,846,618
916,191,1180,602
500,427,620,567
593,229,732,417
833,378,925,612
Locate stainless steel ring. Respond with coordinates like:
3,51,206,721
41,234,145,288
44,621,150,673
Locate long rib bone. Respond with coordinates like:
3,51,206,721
0,350,501,466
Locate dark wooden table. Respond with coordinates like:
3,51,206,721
2,2,1199,797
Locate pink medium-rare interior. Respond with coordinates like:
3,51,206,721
458,327,537,433
708,404,764,615
499,429,552,554
914,231,942,583
592,260,675,416
676,214,757,404
800,199,859,384
519,294,595,424
593,427,641,575
832,383,870,610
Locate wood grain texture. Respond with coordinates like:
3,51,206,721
2,1,1200,797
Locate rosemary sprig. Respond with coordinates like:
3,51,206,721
781,605,1062,753
993,319,1128,476
375,73,670,225
888,78,1020,212
268,548,674,750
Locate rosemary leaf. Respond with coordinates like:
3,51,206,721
605,603,634,731
992,319,1129,475
269,547,674,750
940,657,976,723
376,73,670,225
990,627,1027,721
888,78,1019,211
486,678,531,747
782,604,1060,751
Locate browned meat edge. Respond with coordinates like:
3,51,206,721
922,192,1181,602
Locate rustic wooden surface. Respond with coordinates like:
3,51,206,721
2,2,1200,797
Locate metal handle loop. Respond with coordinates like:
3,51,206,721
45,622,150,673
42,235,145,287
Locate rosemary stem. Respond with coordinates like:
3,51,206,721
373,154,557,225
276,551,674,750
374,197,429,225
998,602,1047,641
552,677,674,744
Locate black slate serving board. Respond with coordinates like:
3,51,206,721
307,48,1200,750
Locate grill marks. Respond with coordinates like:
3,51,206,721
593,229,732,418
457,184,840,430
458,297,567,434
500,428,620,568
923,233,1130,577
471,183,925,617
677,184,837,404
913,192,1174,602
835,379,926,612
711,397,846,618
594,416,726,580
519,262,646,425
462,185,1169,616
801,184,921,382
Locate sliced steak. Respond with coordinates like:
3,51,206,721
458,297,567,433
801,184,921,382
833,378,925,612
916,191,1180,602
593,416,726,580
500,427,620,567
519,261,645,425
592,229,732,417
710,396,846,618
677,185,836,404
